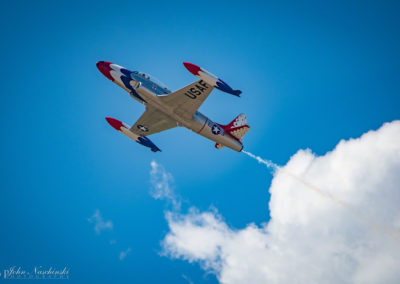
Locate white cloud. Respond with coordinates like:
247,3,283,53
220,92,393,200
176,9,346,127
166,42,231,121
88,209,113,234
161,121,400,284
119,248,131,261
150,160,180,209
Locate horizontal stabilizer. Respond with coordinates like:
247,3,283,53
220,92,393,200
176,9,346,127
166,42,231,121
215,143,225,149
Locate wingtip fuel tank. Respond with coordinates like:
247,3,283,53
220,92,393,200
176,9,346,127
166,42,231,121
183,62,242,97
105,117,161,152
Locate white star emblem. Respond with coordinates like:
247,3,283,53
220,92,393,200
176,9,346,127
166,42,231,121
212,125,221,135
137,125,149,132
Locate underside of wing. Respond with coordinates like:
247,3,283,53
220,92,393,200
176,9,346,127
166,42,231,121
130,106,177,136
158,80,214,119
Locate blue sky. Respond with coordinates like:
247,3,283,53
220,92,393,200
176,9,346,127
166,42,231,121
0,0,399,283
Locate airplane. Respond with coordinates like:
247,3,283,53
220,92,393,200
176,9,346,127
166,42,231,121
96,61,250,152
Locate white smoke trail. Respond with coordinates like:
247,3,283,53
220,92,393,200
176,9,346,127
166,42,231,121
242,150,400,244
242,150,279,171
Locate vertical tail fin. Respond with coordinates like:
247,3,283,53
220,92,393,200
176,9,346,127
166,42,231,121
215,114,250,149
220,113,250,141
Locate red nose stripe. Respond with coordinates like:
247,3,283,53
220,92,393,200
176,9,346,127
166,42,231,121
183,62,201,76
97,61,115,81
106,117,123,131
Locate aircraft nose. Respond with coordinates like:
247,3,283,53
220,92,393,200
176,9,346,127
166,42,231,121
96,61,115,81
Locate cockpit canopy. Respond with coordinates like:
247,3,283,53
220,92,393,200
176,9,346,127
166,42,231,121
130,71,171,95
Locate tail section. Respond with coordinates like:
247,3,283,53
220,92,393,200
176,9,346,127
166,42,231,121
215,114,250,149
221,113,250,140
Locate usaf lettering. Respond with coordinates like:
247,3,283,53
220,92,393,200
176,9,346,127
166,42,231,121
184,80,208,99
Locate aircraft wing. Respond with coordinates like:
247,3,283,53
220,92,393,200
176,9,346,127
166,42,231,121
130,106,177,136
158,80,214,119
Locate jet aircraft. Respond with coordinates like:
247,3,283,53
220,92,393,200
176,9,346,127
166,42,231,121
96,61,250,152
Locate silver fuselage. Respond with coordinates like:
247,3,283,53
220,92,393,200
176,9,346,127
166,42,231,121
112,71,243,152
